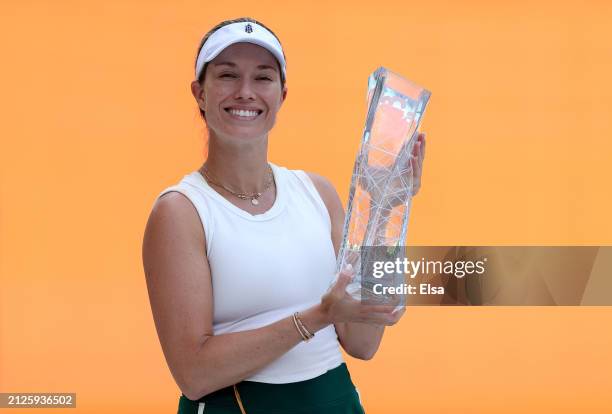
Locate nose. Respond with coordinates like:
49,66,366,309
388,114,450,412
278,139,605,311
235,77,256,101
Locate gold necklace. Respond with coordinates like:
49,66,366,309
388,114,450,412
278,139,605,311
201,164,274,206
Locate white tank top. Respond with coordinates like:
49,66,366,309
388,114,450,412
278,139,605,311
156,162,344,383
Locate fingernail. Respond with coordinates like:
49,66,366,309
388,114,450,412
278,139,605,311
346,263,353,272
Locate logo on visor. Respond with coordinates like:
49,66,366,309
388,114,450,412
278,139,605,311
245,24,253,33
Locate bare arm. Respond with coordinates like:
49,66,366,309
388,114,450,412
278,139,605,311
143,187,401,400
306,172,404,360
142,192,331,400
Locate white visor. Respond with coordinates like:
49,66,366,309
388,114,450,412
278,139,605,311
195,21,286,81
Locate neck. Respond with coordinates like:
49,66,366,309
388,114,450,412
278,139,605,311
201,132,271,193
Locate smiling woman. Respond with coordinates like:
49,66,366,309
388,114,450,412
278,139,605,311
142,16,424,414
192,18,286,124
191,41,286,144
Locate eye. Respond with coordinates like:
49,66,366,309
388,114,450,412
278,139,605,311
220,73,237,78
257,77,273,81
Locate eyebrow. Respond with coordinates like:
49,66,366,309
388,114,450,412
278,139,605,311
212,61,278,72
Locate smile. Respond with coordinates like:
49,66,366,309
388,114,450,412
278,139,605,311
225,108,263,120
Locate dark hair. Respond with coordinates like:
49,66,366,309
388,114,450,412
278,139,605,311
195,17,286,120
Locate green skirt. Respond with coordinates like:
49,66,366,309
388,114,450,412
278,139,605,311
177,363,365,414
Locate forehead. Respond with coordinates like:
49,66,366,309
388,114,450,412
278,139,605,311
211,42,278,69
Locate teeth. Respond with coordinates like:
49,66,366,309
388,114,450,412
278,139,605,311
229,109,259,117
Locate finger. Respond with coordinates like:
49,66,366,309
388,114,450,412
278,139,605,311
333,265,355,293
411,157,421,189
387,293,403,306
343,263,355,275
334,272,353,293
411,156,421,178
354,313,391,325
359,303,399,314
411,140,420,157
414,134,424,164
358,312,402,326
420,133,426,159
339,263,355,280
381,306,406,325
417,150,423,172
391,306,406,321
418,135,425,159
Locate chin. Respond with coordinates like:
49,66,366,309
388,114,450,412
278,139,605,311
223,128,269,141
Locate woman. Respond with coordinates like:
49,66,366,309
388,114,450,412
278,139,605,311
142,17,426,414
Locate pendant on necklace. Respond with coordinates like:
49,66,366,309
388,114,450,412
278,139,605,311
251,198,259,205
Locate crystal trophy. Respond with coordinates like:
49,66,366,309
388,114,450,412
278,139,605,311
336,67,431,306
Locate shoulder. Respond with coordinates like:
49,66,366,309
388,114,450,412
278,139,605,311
302,172,345,251
150,191,200,228
143,191,207,258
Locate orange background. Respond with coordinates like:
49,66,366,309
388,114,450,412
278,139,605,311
1,0,611,412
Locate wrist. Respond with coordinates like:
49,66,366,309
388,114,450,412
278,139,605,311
300,303,332,333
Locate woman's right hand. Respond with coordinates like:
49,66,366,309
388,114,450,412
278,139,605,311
319,265,404,326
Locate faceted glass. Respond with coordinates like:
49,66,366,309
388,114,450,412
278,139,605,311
336,67,431,304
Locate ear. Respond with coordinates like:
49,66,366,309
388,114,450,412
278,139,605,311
281,86,288,104
190,80,206,110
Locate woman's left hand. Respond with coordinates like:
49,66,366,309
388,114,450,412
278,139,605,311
410,132,426,196
359,132,427,207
